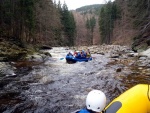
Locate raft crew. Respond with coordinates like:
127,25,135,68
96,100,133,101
68,49,91,58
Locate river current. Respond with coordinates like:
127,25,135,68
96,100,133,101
0,47,150,113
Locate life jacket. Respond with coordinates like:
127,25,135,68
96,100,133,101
86,52,91,58
74,52,78,56
77,109,91,113
76,53,81,58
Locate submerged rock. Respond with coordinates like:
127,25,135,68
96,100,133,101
0,62,16,76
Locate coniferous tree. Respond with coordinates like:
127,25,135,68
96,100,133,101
86,18,90,29
0,0,36,43
0,0,76,46
61,2,76,46
90,16,96,33
99,1,121,44
86,17,96,44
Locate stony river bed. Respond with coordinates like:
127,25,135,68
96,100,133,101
0,46,150,113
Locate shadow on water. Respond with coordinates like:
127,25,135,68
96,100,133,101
0,47,150,113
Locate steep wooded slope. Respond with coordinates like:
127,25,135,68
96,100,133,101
73,4,104,46
101,0,150,51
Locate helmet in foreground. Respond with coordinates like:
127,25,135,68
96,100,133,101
86,90,106,112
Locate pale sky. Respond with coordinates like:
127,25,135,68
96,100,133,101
55,0,115,10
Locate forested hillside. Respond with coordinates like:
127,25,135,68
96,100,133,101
0,0,76,47
76,4,103,15
73,0,150,50
99,0,150,51
73,4,104,45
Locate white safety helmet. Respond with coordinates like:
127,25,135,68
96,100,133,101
86,90,106,112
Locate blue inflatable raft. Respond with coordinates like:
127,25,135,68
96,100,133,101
66,55,92,63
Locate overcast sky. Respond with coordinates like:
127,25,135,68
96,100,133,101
54,0,115,10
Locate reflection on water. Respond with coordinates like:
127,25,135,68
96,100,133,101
0,47,150,113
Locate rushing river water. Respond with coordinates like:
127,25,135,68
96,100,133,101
0,47,150,113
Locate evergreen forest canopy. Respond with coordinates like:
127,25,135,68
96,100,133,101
99,1,121,44
0,0,76,47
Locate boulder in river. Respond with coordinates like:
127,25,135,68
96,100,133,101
139,48,150,58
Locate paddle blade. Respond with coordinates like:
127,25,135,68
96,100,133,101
60,58,64,60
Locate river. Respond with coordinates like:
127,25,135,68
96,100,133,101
0,47,150,113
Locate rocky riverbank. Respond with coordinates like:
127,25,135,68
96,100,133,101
0,38,52,77
0,38,52,62
71,44,150,58
70,45,150,77
0,37,29,61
